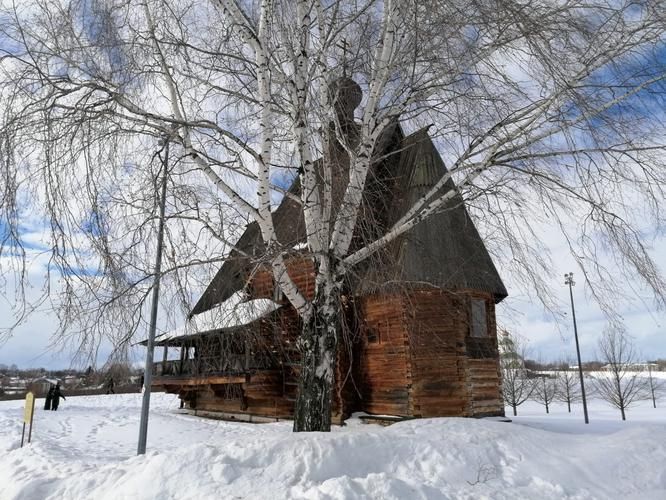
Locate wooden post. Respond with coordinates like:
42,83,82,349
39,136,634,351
182,344,191,375
27,410,35,443
244,337,251,372
179,345,185,375
21,392,35,447
162,345,168,374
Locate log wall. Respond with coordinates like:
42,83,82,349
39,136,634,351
405,289,503,418
250,257,316,301
355,294,412,416
174,305,303,419
186,370,295,419
164,275,503,421
463,297,503,417
247,258,355,422
405,290,470,417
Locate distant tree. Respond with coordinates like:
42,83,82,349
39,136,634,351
523,359,541,372
555,368,581,413
554,360,570,371
104,362,133,386
499,331,535,416
532,375,558,414
582,361,604,371
524,359,565,372
592,327,649,420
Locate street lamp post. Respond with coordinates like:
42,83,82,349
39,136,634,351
564,272,589,424
137,136,170,455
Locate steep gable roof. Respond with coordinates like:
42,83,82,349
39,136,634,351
190,179,306,315
356,129,507,300
191,126,507,316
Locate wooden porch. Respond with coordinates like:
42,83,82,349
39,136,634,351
152,373,249,387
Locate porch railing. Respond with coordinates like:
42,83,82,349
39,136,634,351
152,353,275,378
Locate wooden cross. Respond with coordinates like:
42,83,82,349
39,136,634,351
337,38,349,77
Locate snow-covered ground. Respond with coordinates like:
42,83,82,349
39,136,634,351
1,393,665,499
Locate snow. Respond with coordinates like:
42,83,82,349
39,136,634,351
1,394,665,499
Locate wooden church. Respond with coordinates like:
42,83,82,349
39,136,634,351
147,78,508,423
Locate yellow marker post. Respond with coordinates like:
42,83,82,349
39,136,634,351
20,391,35,447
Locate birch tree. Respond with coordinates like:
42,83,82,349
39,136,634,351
1,0,666,431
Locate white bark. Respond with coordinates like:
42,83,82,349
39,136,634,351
329,0,401,259
215,0,309,313
294,0,326,258
143,2,260,219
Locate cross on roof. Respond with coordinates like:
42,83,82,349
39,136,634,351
336,38,350,77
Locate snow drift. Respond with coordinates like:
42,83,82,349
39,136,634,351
1,393,665,499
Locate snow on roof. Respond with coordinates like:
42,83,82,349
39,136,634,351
142,292,281,346
31,377,61,384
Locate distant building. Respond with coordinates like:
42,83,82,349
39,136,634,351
601,362,658,371
29,377,61,396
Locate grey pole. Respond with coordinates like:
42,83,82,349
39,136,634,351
565,272,589,424
138,137,170,455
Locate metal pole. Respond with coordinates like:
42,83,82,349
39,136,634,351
565,272,589,424
138,138,170,455
649,363,656,408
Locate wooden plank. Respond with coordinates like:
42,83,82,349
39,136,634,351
153,375,247,387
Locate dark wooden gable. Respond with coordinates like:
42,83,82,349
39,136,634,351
190,179,306,316
357,129,508,302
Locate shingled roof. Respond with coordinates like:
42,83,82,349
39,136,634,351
355,129,508,300
190,179,306,315
191,125,507,316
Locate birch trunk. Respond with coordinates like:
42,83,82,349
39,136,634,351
293,279,340,432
